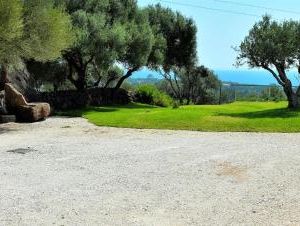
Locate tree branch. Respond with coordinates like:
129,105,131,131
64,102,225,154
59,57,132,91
262,65,285,86
159,69,181,99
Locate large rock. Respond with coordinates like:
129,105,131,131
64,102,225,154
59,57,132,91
15,103,50,122
4,83,27,108
4,83,50,122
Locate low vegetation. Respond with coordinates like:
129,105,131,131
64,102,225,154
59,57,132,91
135,84,173,107
60,102,300,132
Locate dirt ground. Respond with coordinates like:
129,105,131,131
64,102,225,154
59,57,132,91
1,117,300,225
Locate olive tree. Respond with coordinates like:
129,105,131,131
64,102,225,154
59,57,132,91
60,0,137,91
236,15,300,109
114,10,158,89
0,0,73,90
146,4,198,102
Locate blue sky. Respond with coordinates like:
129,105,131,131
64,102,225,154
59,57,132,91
138,0,300,70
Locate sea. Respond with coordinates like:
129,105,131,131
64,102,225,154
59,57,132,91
132,68,300,86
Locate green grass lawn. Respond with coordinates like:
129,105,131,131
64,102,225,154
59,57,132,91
60,101,300,132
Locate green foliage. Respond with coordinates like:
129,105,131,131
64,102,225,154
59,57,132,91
26,60,68,91
172,100,180,109
135,84,173,107
158,66,221,104
0,0,23,65
40,2,197,91
237,15,300,69
62,0,152,90
60,102,300,132
0,0,73,67
146,4,197,71
121,14,155,68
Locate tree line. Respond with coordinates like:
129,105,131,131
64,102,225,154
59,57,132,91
0,0,216,103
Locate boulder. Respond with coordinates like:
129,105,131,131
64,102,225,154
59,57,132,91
4,83,50,122
15,103,50,122
4,83,27,108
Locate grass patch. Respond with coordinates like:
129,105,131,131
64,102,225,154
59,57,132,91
58,101,300,132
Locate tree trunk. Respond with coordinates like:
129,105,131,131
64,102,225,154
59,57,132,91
114,67,138,90
0,65,9,91
67,63,87,91
186,98,190,105
65,53,89,91
265,65,299,109
283,81,299,109
74,68,87,91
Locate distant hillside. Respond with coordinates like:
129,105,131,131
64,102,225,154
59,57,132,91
132,68,300,86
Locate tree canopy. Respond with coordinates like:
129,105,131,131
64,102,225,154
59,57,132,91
0,0,74,90
60,0,139,90
146,4,197,72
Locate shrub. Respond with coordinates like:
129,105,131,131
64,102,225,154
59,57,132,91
135,84,173,107
172,100,180,109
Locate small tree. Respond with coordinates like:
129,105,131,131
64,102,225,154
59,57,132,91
236,15,300,108
179,66,220,104
146,4,198,102
0,0,73,90
160,65,220,104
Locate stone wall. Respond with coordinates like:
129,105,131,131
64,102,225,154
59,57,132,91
26,88,131,111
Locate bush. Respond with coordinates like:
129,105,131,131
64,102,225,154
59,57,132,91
135,84,173,107
172,100,180,109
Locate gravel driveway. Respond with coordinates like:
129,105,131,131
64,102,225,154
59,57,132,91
1,117,300,225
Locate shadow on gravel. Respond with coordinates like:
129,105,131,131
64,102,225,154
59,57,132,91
7,148,37,154
218,108,300,119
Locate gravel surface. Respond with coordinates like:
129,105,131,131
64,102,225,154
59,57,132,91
1,117,300,225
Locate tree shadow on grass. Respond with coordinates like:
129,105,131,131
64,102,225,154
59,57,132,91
86,103,157,112
56,103,157,117
218,108,300,119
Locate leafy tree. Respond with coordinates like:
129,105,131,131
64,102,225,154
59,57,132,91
236,15,300,108
147,4,197,70
159,66,220,104
146,4,198,101
180,66,220,104
0,0,73,90
114,10,158,89
60,0,140,91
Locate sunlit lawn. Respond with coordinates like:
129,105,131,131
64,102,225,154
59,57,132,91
60,101,300,132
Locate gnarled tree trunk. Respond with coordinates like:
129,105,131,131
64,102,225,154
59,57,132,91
264,65,300,109
64,53,92,91
283,81,299,109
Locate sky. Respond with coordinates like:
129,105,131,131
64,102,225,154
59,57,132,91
137,0,300,71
